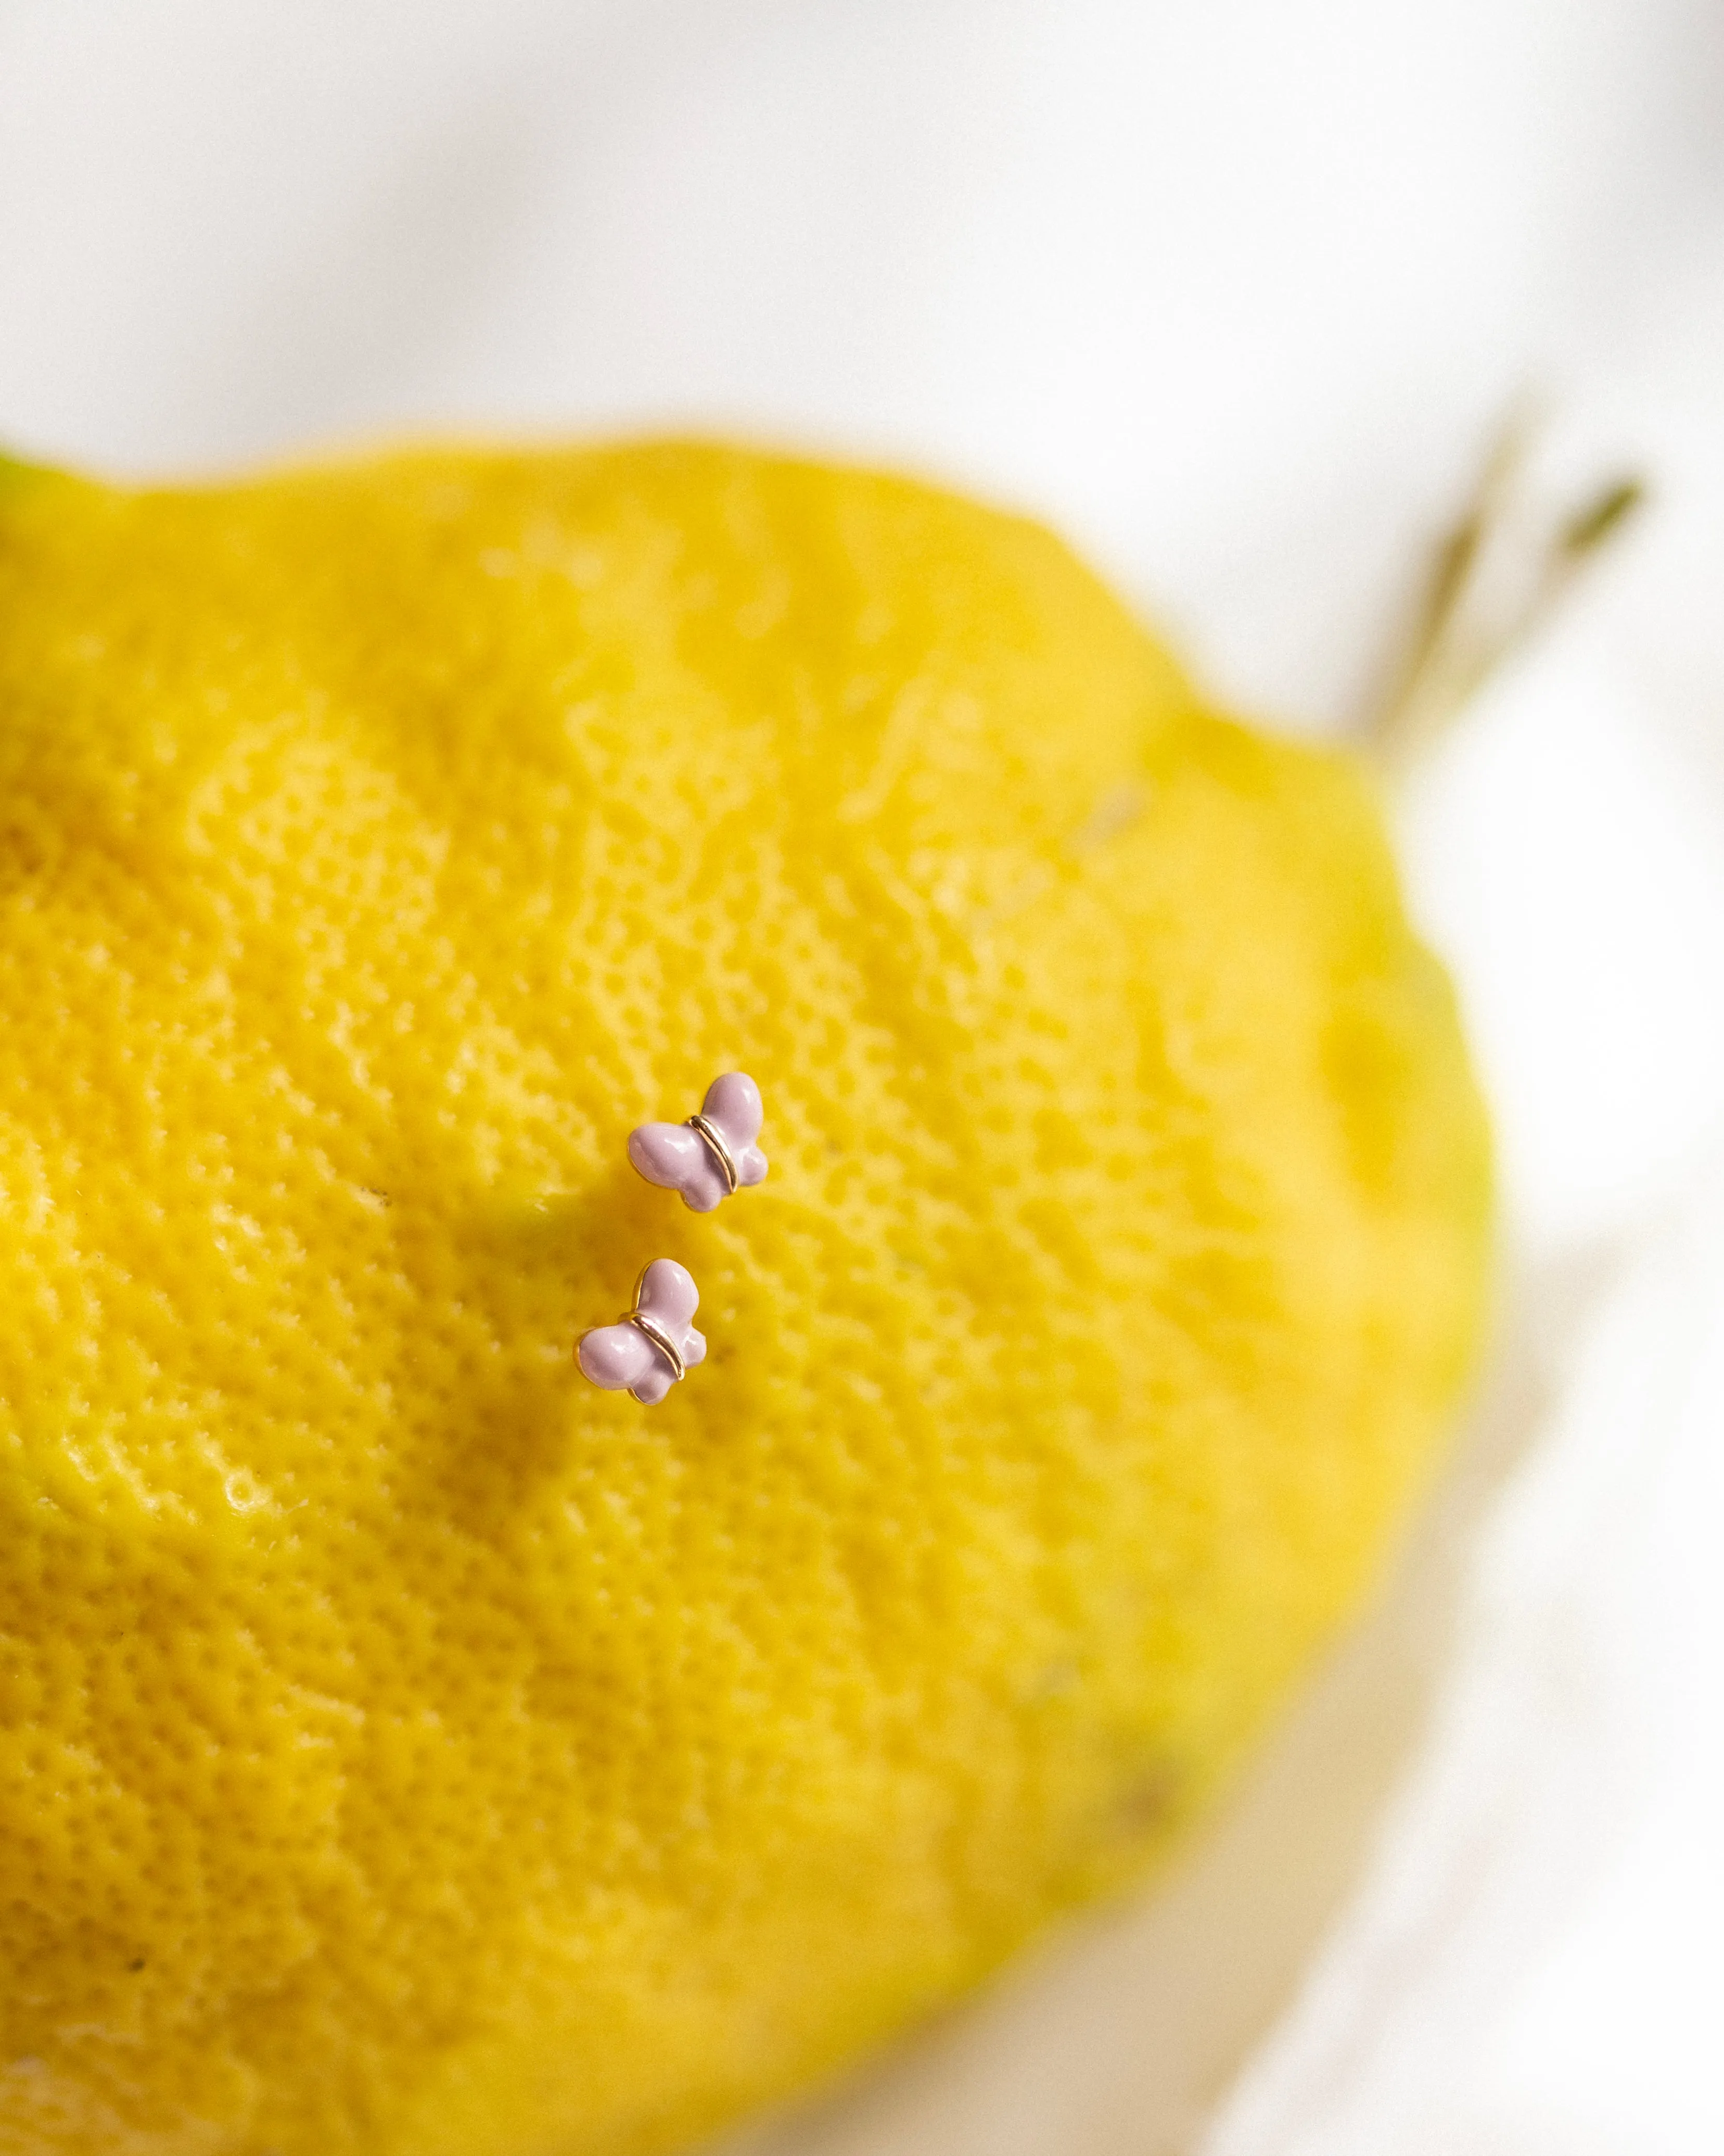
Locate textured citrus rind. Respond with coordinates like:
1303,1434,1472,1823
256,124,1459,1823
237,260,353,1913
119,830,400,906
0,443,1489,2156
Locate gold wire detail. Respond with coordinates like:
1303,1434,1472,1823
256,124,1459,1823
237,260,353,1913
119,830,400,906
686,1112,739,1196
625,1307,685,1385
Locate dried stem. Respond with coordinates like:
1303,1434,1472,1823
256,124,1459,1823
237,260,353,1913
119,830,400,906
1359,411,1646,776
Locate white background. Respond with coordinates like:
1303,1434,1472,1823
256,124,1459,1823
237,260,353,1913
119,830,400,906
2,5,1721,2151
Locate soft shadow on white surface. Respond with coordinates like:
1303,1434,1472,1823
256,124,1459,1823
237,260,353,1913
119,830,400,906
2,3,1721,2148
1203,1188,1724,2156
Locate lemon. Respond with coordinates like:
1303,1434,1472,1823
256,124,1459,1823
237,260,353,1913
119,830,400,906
0,441,1489,2156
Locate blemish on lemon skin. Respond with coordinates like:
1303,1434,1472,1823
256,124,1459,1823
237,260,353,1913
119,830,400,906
1068,780,1149,857
0,441,1488,2156
221,1469,272,1515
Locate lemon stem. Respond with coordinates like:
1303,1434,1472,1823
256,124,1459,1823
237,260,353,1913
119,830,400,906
1358,409,1645,775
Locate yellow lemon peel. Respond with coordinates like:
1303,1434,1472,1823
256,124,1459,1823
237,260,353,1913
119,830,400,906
0,442,1490,2156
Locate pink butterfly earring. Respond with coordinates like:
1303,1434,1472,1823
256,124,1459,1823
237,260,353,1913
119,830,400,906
627,1072,768,1212
578,1260,707,1406
578,1074,766,1405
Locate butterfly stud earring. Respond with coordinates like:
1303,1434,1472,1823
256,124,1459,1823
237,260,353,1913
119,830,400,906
578,1259,707,1405
628,1072,767,1212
